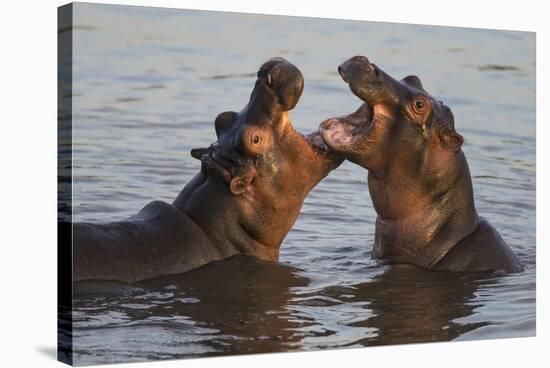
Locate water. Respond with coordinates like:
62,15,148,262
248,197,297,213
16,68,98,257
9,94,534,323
66,3,535,365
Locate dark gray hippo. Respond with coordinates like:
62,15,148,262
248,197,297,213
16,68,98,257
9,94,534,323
72,58,342,282
319,56,522,273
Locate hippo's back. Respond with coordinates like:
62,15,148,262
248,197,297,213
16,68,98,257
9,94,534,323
434,217,523,273
72,201,223,282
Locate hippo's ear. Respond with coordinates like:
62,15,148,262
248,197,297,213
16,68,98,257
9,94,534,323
215,111,237,137
260,59,304,111
190,147,209,160
229,170,254,195
438,126,464,151
402,75,423,90
229,173,254,195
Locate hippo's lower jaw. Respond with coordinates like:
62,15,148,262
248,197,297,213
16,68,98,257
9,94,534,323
298,127,346,159
304,130,334,152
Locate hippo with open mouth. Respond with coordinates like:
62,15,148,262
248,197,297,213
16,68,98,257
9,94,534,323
319,56,522,273
73,57,342,282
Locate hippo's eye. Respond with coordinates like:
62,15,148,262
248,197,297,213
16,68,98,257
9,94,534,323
242,127,271,155
251,134,263,145
412,95,429,115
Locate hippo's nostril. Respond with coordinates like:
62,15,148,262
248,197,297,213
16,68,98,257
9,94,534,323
338,64,348,83
338,65,349,83
372,65,380,78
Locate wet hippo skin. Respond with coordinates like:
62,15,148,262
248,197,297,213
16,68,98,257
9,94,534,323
73,58,343,282
319,56,522,273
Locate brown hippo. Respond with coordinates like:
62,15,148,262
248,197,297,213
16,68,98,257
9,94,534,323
319,56,522,273
72,57,342,282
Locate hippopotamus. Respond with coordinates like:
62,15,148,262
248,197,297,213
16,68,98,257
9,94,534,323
73,57,342,282
319,55,522,273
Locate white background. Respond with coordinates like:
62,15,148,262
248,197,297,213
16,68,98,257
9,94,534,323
0,0,546,367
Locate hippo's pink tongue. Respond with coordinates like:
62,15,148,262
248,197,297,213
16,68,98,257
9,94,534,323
320,118,356,145
319,118,360,149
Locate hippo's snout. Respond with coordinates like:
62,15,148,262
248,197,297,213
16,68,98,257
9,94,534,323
338,56,381,84
338,55,411,106
255,57,304,111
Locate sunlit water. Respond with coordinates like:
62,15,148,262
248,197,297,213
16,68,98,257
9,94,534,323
65,3,535,365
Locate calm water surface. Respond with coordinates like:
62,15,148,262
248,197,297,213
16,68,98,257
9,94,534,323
66,4,535,365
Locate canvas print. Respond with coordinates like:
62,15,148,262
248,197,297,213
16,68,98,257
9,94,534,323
58,2,536,366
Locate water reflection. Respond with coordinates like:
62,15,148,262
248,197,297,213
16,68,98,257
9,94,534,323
73,256,310,361
141,256,309,355
72,260,507,364
343,265,492,345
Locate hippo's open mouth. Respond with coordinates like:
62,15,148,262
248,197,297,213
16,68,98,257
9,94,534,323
319,55,402,153
318,103,374,151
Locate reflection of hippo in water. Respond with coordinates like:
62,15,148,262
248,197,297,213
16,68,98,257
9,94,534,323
320,56,522,273
72,58,342,282
339,265,493,346
71,256,309,361
138,256,310,356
